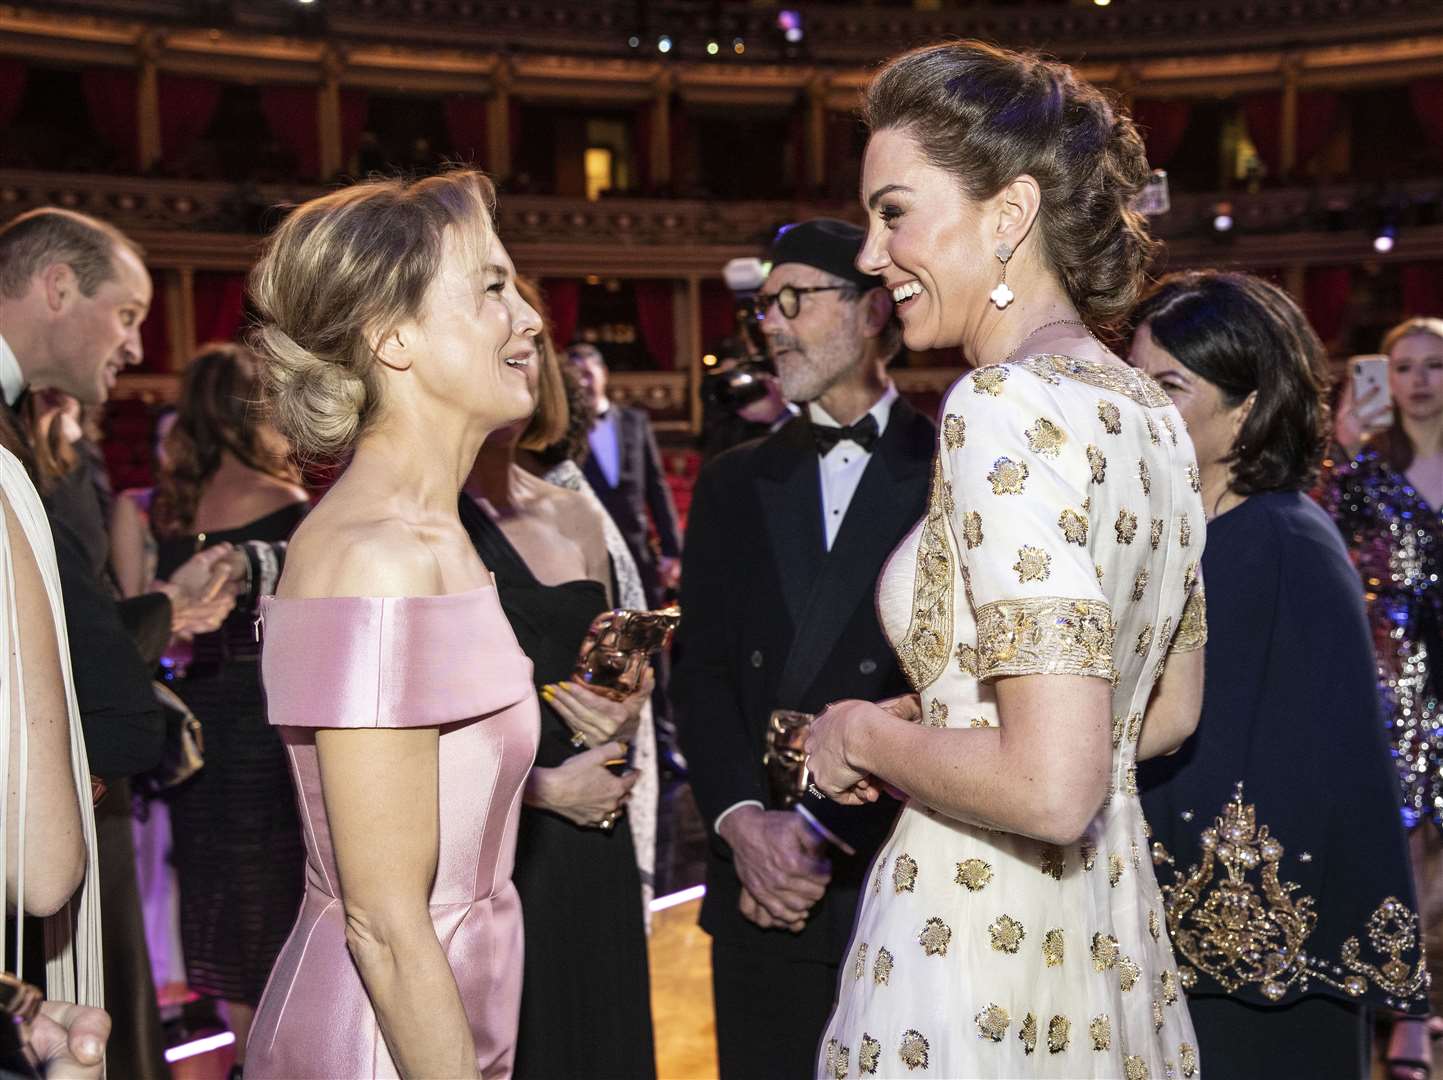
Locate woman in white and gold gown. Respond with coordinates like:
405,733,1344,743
805,42,1207,1079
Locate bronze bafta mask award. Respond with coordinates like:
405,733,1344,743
572,607,681,701
764,709,815,809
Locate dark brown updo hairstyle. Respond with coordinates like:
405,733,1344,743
863,41,1158,327
151,342,298,537
1133,271,1331,495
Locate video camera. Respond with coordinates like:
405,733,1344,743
700,256,775,411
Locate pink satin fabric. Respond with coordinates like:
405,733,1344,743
247,585,539,1079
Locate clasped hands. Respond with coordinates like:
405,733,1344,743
151,543,249,638
805,694,919,806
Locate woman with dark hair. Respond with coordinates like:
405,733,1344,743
461,278,658,1079
805,41,1205,1078
151,342,310,1078
1133,272,1426,1079
1322,316,1443,1079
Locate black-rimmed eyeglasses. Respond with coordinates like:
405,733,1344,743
751,285,856,322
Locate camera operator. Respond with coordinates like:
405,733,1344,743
698,337,798,463
673,219,934,1079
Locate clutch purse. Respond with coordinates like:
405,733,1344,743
572,607,681,701
764,709,815,809
133,681,205,796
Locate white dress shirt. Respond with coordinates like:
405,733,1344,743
810,381,899,550
713,380,899,844
0,334,24,406
588,403,622,489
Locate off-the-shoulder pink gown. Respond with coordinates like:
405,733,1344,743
246,584,539,1079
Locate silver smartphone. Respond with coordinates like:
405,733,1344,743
1350,354,1391,411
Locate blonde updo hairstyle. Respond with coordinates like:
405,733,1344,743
864,41,1158,327
249,169,499,459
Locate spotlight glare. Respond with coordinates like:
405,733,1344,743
1212,213,1233,233
657,35,672,53
1374,232,1396,254
707,40,719,55
784,27,803,43
733,38,745,54
1094,0,1111,6
702,354,719,367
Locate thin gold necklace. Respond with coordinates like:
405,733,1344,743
1001,318,1096,365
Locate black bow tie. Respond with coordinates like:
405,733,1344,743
811,414,879,456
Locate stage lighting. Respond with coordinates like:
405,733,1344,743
657,35,672,53
1374,225,1397,254
707,40,719,55
1094,0,1111,6
733,38,746,54
1211,201,1234,233
778,10,803,43
628,35,640,48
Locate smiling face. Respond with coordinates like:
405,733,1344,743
758,263,868,403
398,230,541,430
856,127,996,353
1130,322,1249,478
48,243,151,405
1388,331,1443,428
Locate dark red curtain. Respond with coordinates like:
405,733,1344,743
1243,91,1339,175
444,96,489,168
633,104,651,192
633,280,675,370
158,74,222,169
193,271,248,346
0,59,27,131
1411,79,1443,160
1401,263,1443,319
137,278,168,373
260,85,320,180
1130,98,1191,168
541,279,581,348
81,69,138,171
1303,266,1352,348
700,279,739,348
341,89,368,172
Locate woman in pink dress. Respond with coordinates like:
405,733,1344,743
244,169,544,1079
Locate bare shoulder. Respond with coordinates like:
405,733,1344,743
542,482,609,548
280,512,446,600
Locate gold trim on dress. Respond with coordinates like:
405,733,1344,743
894,457,954,692
1171,586,1208,653
973,597,1115,681
1016,354,1173,408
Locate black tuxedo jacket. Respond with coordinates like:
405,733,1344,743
0,399,164,780
582,405,682,601
673,398,935,963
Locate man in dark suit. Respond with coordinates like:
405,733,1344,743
673,219,935,1079
0,206,237,1079
568,341,684,607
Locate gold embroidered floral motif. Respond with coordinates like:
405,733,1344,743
942,413,966,450
1187,463,1201,492
1124,766,1139,796
1179,966,1197,989
1081,837,1098,870
1013,546,1052,583
989,456,1029,495
974,597,1115,680
1152,999,1164,1031
972,367,1009,396
927,700,948,728
1090,1015,1112,1051
1136,625,1154,656
824,1039,846,1079
1153,657,1167,685
1091,932,1120,971
1099,400,1123,435
1047,1015,1071,1054
859,1035,881,1076
854,942,867,981
1125,1055,1150,1080
1041,845,1066,880
1020,1013,1038,1055
956,643,979,677
990,914,1026,954
1139,458,1152,495
1179,513,1192,547
1119,955,1141,991
1112,714,1125,748
970,716,991,728
1161,969,1179,1004
1043,928,1065,967
1145,416,1160,445
898,1029,929,1071
1151,518,1164,550
1132,567,1149,601
873,862,884,895
1110,853,1126,887
1096,563,1105,584
976,1004,1010,1042
919,917,952,956
893,853,918,894
1027,418,1067,458
1059,509,1089,546
894,459,953,691
956,859,993,891
1116,509,1138,544
1180,1043,1198,1078
874,946,893,985
1172,587,1208,653
962,510,984,549
1149,910,1162,941
1128,711,1145,743
1164,414,1180,444
1017,354,1172,408
1088,445,1107,484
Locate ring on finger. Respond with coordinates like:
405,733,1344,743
600,813,616,831
570,730,588,749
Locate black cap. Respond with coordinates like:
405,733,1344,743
767,218,883,293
